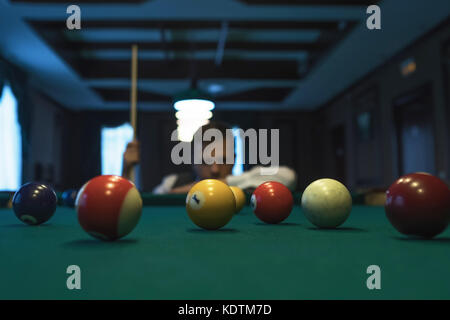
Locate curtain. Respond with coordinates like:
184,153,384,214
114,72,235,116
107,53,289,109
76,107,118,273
0,58,32,171
232,127,244,176
0,85,22,190
77,111,130,184
0,61,5,99
101,123,133,176
0,57,31,189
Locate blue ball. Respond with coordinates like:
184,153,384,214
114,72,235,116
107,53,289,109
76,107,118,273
61,189,78,207
12,182,57,225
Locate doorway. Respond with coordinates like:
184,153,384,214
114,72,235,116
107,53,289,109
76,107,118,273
331,125,346,183
393,86,436,176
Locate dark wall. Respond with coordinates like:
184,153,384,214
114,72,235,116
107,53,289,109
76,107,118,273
317,20,450,190
254,111,319,189
22,91,129,191
51,110,316,192
137,111,318,192
24,20,450,193
23,103,317,192
23,89,72,190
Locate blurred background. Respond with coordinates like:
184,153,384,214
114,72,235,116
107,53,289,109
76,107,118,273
0,0,449,193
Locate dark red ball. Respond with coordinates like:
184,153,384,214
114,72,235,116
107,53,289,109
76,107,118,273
251,181,294,224
385,173,450,238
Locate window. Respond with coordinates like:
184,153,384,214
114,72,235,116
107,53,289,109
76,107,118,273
101,123,133,176
100,123,242,178
232,127,244,176
356,111,374,142
0,85,22,190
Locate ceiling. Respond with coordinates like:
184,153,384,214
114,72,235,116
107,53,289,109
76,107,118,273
0,0,449,111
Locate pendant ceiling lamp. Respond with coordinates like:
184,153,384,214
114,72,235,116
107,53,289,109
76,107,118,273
173,80,215,142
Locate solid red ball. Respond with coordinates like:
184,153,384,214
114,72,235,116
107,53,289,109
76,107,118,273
76,175,143,241
385,172,450,238
251,181,294,224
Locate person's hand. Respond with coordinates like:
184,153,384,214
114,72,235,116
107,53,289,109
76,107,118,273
123,140,140,170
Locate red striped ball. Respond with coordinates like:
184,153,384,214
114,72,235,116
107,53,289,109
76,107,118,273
76,175,142,241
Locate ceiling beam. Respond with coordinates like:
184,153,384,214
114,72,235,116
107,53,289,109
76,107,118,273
216,87,294,101
76,59,301,79
29,19,349,31
53,40,329,52
238,0,378,5
95,88,170,102
13,0,376,4
11,0,147,3
215,21,229,66
94,87,294,102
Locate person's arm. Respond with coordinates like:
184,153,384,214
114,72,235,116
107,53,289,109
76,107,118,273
122,140,140,180
153,174,179,194
168,183,196,194
226,166,297,190
168,178,229,194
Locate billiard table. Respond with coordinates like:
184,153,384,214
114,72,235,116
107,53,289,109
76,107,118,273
0,194,449,300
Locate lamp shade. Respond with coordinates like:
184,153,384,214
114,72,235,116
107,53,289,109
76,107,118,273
173,88,213,105
172,88,215,142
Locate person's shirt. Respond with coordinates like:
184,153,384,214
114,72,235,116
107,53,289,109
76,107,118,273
153,166,297,194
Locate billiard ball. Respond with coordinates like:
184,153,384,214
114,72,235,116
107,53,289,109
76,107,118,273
230,186,246,214
6,194,14,209
251,181,293,224
61,189,78,207
186,179,235,230
301,178,352,228
76,175,142,241
12,182,57,225
385,172,450,238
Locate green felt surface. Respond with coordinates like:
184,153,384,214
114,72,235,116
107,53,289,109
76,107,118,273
0,204,449,300
0,191,367,208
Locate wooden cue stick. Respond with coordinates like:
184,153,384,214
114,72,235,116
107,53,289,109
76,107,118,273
130,44,138,183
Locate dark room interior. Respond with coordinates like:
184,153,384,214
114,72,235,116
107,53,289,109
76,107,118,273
0,0,449,303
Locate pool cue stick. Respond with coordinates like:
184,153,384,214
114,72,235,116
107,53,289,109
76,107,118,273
130,44,138,184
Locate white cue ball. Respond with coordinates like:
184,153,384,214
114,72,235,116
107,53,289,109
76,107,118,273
301,178,352,228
